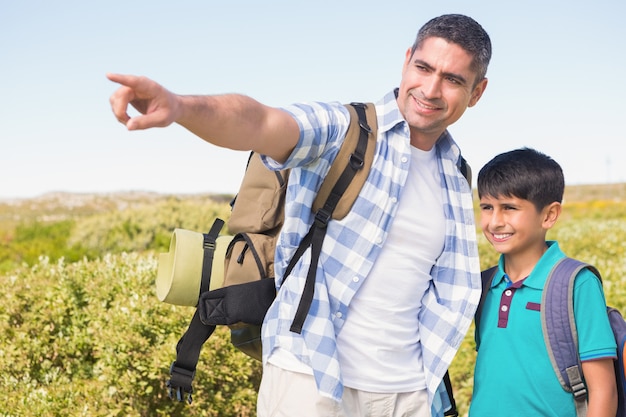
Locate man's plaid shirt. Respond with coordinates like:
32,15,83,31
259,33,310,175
261,90,481,416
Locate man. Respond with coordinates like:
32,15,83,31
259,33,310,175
108,13,491,417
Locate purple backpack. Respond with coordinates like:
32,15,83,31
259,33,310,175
477,258,626,417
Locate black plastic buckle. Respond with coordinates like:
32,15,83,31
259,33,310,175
203,234,216,250
167,362,194,404
314,209,331,228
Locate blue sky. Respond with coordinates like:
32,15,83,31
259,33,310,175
2,0,625,199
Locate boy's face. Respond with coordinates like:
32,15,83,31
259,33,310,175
479,194,560,259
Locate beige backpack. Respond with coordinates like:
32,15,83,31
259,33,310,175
165,102,377,403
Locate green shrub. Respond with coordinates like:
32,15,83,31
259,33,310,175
0,220,93,270
69,198,232,255
1,193,625,417
0,196,232,273
0,253,261,417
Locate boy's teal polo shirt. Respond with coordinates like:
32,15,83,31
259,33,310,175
469,241,616,417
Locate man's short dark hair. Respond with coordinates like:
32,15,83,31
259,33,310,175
411,14,492,86
477,147,565,211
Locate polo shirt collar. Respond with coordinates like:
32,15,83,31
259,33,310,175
493,241,564,290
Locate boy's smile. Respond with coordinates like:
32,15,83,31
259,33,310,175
490,232,513,242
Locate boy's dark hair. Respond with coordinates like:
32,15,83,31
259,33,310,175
477,147,564,211
411,14,492,86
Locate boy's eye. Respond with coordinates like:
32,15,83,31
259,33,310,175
479,204,492,211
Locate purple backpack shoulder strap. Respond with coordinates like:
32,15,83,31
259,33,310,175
542,257,601,417
608,306,626,416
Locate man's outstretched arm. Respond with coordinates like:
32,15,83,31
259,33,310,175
107,73,299,163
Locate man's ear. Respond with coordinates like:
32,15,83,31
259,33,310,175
542,202,562,229
468,78,488,107
403,47,413,71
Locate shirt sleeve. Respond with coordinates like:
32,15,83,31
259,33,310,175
261,101,349,171
573,269,617,361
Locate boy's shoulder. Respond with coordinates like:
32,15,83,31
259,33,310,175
524,241,569,287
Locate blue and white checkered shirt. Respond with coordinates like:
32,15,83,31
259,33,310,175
261,90,481,416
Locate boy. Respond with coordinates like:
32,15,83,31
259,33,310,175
469,148,617,416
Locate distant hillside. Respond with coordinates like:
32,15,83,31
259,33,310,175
0,191,233,225
563,183,626,202
1,183,624,224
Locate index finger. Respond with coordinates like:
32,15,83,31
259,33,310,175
106,72,140,88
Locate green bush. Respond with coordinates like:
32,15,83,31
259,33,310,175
1,193,624,417
0,220,93,271
0,253,261,417
68,198,232,255
0,196,232,272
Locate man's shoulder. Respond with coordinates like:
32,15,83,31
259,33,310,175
281,101,349,122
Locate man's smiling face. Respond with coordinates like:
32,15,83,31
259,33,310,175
396,36,487,150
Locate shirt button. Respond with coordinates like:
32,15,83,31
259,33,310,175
501,305,508,312
391,197,398,204
352,276,359,283
505,290,512,297
335,312,343,319
401,157,408,163
376,236,383,245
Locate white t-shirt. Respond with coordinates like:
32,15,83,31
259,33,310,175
268,145,446,391
336,145,446,392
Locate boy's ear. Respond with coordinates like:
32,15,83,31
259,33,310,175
542,202,562,229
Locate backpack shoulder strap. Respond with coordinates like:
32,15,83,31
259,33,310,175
460,156,472,188
287,102,377,334
607,306,626,416
474,266,498,349
542,257,602,417
312,102,377,220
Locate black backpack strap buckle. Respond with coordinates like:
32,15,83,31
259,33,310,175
314,208,331,228
166,361,195,404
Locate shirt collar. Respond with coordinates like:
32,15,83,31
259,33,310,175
494,241,564,289
376,89,406,133
379,89,461,169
